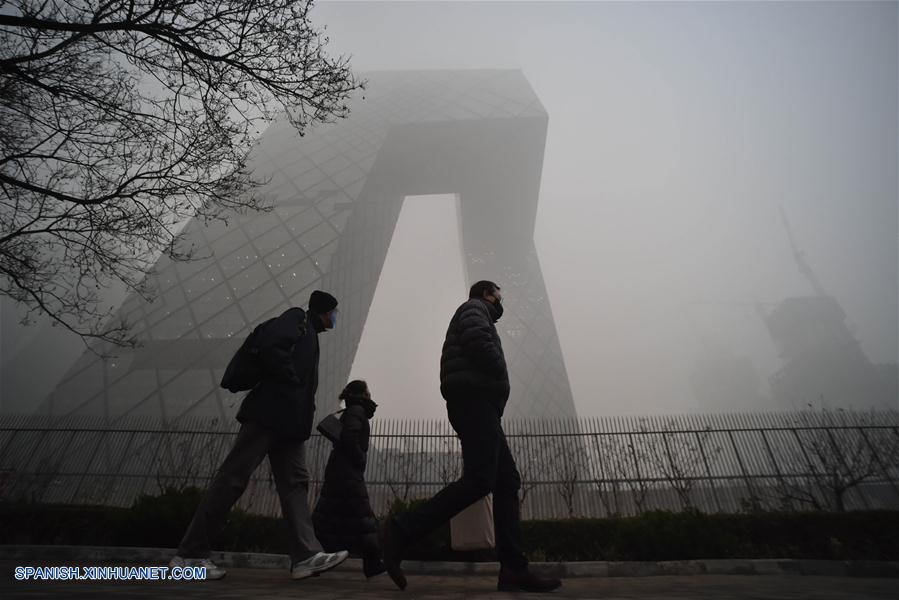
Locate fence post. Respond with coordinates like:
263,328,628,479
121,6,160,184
726,429,755,504
695,429,723,513
857,426,899,502
790,426,824,509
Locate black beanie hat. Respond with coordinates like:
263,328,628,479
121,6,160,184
309,290,338,314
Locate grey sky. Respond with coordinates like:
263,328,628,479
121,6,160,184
317,1,898,417
348,195,468,419
1,1,896,418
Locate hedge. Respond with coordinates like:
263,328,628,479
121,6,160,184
1,488,896,561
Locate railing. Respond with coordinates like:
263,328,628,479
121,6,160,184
1,410,897,519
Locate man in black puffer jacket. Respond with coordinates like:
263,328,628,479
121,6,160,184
439,284,511,416
382,281,562,594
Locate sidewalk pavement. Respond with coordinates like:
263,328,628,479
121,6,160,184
2,546,898,599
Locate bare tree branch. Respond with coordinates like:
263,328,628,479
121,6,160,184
1,0,364,349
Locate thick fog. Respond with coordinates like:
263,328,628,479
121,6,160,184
331,1,898,418
1,1,896,418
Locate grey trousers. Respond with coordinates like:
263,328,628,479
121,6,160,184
177,422,323,564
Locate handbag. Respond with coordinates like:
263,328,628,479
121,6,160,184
316,409,345,444
450,494,495,550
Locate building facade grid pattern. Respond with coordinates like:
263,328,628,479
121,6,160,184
39,69,576,426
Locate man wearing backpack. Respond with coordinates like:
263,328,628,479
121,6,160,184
170,290,347,581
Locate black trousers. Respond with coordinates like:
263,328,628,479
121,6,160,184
177,422,323,564
396,391,528,572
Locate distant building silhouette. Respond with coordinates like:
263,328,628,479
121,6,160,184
762,296,895,410
759,208,897,410
37,70,577,424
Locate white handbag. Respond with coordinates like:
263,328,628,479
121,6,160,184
450,494,496,550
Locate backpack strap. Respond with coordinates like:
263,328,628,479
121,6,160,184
296,308,309,339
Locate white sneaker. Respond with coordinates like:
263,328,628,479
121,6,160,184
168,555,227,580
290,550,349,580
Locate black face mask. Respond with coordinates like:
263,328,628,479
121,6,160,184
491,297,504,321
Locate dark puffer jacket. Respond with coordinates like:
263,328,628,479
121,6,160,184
312,404,378,551
236,308,320,440
439,298,510,414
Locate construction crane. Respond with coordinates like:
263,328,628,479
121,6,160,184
778,204,829,298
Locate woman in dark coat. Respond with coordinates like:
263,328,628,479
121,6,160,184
312,380,385,578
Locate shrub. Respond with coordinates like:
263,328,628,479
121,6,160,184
119,486,204,548
2,496,897,561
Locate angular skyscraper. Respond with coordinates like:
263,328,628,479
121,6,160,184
40,70,577,424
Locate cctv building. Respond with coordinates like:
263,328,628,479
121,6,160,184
38,70,577,424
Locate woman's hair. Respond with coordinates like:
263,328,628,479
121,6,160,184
339,379,369,400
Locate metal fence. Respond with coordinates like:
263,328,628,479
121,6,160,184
1,410,898,519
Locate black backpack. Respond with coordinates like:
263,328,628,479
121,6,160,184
221,310,310,393
220,317,277,393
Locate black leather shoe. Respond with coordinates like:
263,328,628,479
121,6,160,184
497,567,562,593
381,518,407,590
364,560,386,579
